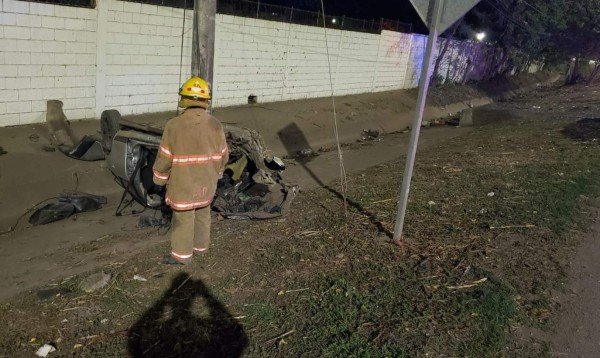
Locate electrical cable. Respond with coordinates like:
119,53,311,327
319,0,349,216
176,0,187,116
484,0,533,34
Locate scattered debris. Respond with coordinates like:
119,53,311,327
447,277,488,290
360,129,382,142
278,288,310,296
297,148,315,158
489,224,535,230
100,318,109,324
35,344,56,357
133,275,148,282
428,201,436,206
487,192,495,197
73,344,83,349
79,272,112,293
29,133,40,142
137,216,169,228
42,145,56,152
422,121,432,128
62,135,105,161
532,106,541,109
37,287,71,301
264,330,296,346
29,193,107,226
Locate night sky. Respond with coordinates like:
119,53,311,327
259,0,429,33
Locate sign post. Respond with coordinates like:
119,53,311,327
393,0,480,241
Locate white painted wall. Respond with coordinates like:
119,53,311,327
0,0,97,125
212,17,415,107
0,0,538,127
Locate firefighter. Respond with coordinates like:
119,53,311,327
153,77,229,265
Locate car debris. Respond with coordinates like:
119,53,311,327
360,129,382,142
29,193,107,226
296,148,315,158
102,110,298,220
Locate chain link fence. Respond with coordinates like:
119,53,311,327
217,0,412,34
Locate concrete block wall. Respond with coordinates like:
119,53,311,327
0,0,97,126
103,0,193,115
0,0,539,126
374,31,413,92
213,17,416,107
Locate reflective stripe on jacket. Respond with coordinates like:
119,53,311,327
152,107,229,211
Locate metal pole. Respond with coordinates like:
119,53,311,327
290,6,293,22
257,0,260,18
393,0,444,242
317,10,320,25
341,15,345,29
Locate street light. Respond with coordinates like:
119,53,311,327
475,32,486,41
332,18,337,24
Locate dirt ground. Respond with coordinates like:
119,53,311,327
2,73,599,357
0,72,554,301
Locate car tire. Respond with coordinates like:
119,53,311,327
101,109,122,152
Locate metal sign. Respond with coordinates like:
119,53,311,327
410,0,481,33
393,0,480,242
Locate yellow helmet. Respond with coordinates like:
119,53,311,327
179,77,211,100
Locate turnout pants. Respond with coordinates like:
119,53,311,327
170,206,211,263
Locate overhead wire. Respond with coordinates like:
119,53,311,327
318,0,348,216
177,0,187,116
484,0,533,34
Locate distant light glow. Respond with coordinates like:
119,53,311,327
475,32,486,41
590,60,597,65
332,18,337,24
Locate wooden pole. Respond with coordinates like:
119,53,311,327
192,0,216,86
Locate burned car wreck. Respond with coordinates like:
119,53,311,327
103,110,297,220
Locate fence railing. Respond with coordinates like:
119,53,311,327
19,0,413,34
216,0,412,34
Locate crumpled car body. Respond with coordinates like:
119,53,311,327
106,112,298,220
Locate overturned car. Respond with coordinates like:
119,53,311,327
102,110,297,220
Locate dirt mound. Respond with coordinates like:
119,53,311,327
562,118,600,141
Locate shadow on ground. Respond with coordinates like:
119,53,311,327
278,122,393,238
128,273,248,358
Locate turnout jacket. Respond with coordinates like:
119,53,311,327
153,107,229,211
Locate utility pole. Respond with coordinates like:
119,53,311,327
192,0,216,89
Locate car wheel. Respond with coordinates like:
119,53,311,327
101,109,122,152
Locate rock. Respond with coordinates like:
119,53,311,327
459,109,473,127
422,121,431,128
36,344,56,357
79,272,111,292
